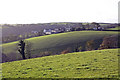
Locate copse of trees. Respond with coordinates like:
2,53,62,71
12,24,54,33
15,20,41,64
99,35,119,50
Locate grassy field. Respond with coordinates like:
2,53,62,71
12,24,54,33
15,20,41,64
1,31,118,59
2,49,119,78
107,27,120,30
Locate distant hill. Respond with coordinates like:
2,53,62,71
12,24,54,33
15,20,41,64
1,22,118,44
1,31,118,62
1,22,82,37
2,48,119,78
1,22,118,37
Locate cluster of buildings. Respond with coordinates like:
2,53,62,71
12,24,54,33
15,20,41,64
31,23,118,35
43,27,71,35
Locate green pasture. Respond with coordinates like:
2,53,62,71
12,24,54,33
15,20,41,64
1,31,118,58
2,49,119,78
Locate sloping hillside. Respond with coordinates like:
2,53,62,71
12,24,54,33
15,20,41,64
1,22,81,37
1,22,113,37
2,49,119,78
1,31,118,62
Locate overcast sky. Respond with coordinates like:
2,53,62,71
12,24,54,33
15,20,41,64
0,0,119,24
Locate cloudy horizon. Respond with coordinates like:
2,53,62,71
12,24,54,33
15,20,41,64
0,0,119,24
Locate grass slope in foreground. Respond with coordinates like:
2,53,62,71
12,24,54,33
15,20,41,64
2,49,119,78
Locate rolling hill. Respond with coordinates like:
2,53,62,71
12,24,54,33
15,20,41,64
1,31,118,62
1,22,113,37
2,49,119,78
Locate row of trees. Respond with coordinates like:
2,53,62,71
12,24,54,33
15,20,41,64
71,22,101,31
61,35,119,54
60,40,96,54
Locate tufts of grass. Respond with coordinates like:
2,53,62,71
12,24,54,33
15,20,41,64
2,48,119,78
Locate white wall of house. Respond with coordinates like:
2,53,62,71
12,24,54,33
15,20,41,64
45,32,52,35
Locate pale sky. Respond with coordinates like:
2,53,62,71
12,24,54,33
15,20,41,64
0,0,119,24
